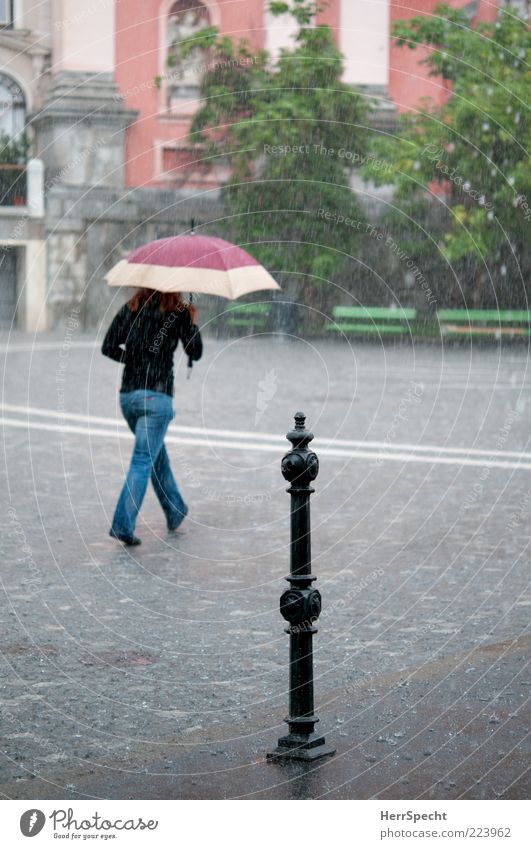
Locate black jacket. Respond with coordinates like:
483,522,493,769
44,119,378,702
102,303,202,396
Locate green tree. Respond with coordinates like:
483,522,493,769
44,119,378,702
170,0,370,324
369,3,531,307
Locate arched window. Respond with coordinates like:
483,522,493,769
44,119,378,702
0,73,26,138
0,1,14,29
166,0,211,102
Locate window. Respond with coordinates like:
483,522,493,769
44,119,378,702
166,0,210,102
0,74,26,138
0,0,14,28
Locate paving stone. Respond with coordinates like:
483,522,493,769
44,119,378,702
0,333,529,798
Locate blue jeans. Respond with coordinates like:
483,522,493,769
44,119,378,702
111,390,187,537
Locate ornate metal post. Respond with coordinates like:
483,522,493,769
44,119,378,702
267,412,335,762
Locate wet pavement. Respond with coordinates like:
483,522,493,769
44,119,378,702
1,634,528,800
0,331,529,799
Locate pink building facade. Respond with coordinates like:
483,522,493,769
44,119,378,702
114,0,500,189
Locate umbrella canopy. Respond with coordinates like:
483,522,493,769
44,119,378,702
105,234,280,300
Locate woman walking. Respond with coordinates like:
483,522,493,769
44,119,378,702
102,288,202,546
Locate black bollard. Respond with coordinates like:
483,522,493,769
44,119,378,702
267,412,335,762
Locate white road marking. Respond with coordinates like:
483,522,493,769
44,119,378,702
1,403,530,462
2,413,531,471
436,383,530,391
0,341,99,353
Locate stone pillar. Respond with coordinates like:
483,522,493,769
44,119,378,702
28,1,137,327
31,1,137,189
23,240,48,332
26,158,45,218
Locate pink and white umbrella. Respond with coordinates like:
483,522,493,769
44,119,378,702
105,234,280,300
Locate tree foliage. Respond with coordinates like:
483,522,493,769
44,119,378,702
370,3,530,305
170,1,370,314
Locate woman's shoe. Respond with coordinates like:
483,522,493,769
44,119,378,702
109,529,142,546
168,505,188,532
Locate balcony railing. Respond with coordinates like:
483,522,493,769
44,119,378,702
0,163,27,207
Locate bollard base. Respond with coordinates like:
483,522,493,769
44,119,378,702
267,732,336,762
266,743,336,762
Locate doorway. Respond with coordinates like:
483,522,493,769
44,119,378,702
0,246,17,328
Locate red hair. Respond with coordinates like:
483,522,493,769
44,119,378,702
128,288,196,320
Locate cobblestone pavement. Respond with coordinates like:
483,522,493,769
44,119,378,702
0,331,529,799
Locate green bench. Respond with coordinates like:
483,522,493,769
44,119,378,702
327,305,417,336
226,302,271,332
437,310,531,338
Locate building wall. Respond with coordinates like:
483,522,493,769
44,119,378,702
51,0,114,73
44,184,224,327
388,0,499,112
115,0,264,189
0,2,50,330
2,0,509,329
116,0,502,188
264,0,300,59
0,3,51,117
